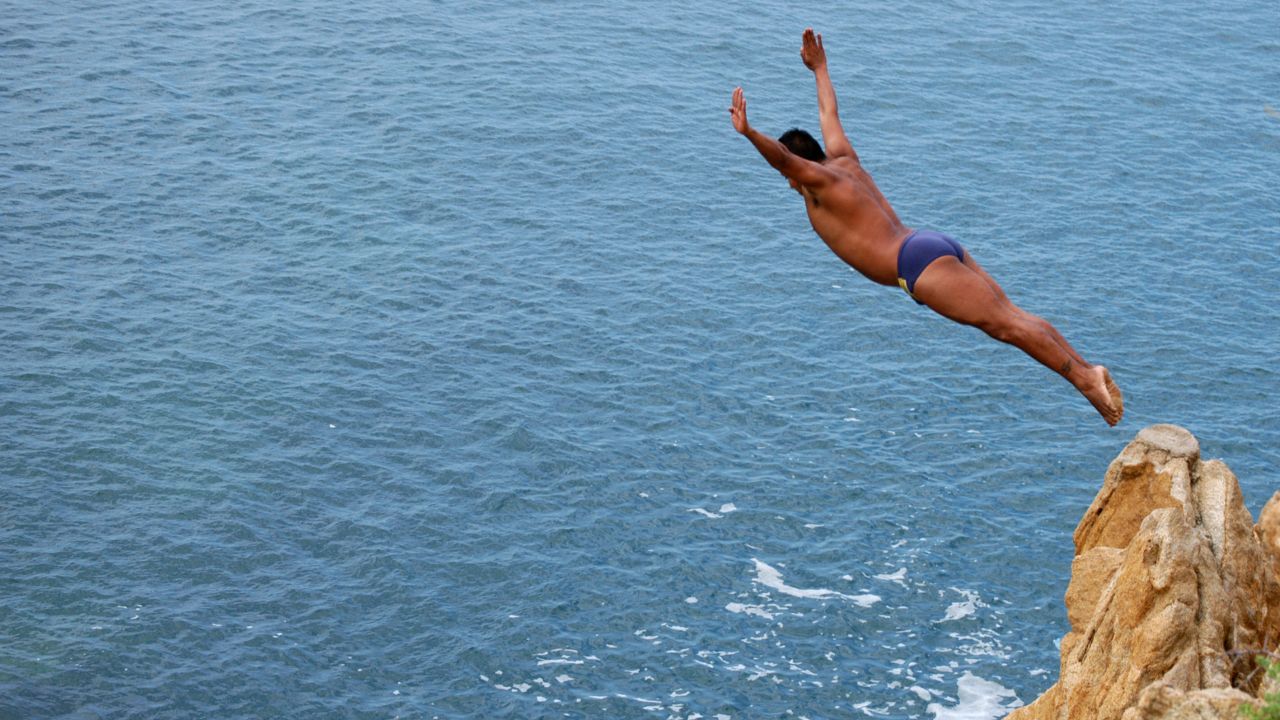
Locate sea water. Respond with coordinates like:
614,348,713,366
2,1,1278,718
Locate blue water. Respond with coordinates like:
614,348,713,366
3,1,1278,718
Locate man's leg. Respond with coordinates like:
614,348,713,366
962,255,1090,372
912,256,1122,426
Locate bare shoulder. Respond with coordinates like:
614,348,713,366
810,157,882,209
827,156,862,173
819,157,865,188
818,157,867,192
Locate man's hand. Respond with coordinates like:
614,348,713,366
729,86,749,135
800,27,826,72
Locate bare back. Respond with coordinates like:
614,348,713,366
801,156,910,286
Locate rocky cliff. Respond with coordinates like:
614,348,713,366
1009,424,1280,720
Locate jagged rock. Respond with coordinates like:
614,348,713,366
1258,492,1280,567
1007,425,1280,720
1128,682,1258,720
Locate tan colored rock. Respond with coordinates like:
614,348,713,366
1008,425,1280,720
1259,491,1280,566
1072,424,1196,555
1065,547,1123,630
1125,682,1258,720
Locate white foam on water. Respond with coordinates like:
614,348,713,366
616,692,665,707
941,589,981,622
875,567,908,584
950,629,1013,659
687,502,738,518
926,671,1022,719
725,602,774,620
751,559,881,607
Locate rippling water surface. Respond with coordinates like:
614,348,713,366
3,1,1278,718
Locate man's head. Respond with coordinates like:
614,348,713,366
779,128,826,163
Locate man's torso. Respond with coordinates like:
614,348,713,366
803,157,911,286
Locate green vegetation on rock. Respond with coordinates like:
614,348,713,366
1242,657,1280,720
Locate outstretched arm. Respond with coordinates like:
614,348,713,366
729,86,835,188
800,28,857,161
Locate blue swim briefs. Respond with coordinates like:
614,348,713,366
896,229,966,304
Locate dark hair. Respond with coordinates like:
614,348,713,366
779,128,826,162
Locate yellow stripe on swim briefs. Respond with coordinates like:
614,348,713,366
898,277,914,298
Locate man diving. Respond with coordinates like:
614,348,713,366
729,28,1123,426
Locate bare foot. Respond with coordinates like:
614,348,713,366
1103,368,1124,422
1081,365,1124,426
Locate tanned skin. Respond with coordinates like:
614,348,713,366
730,28,1122,426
